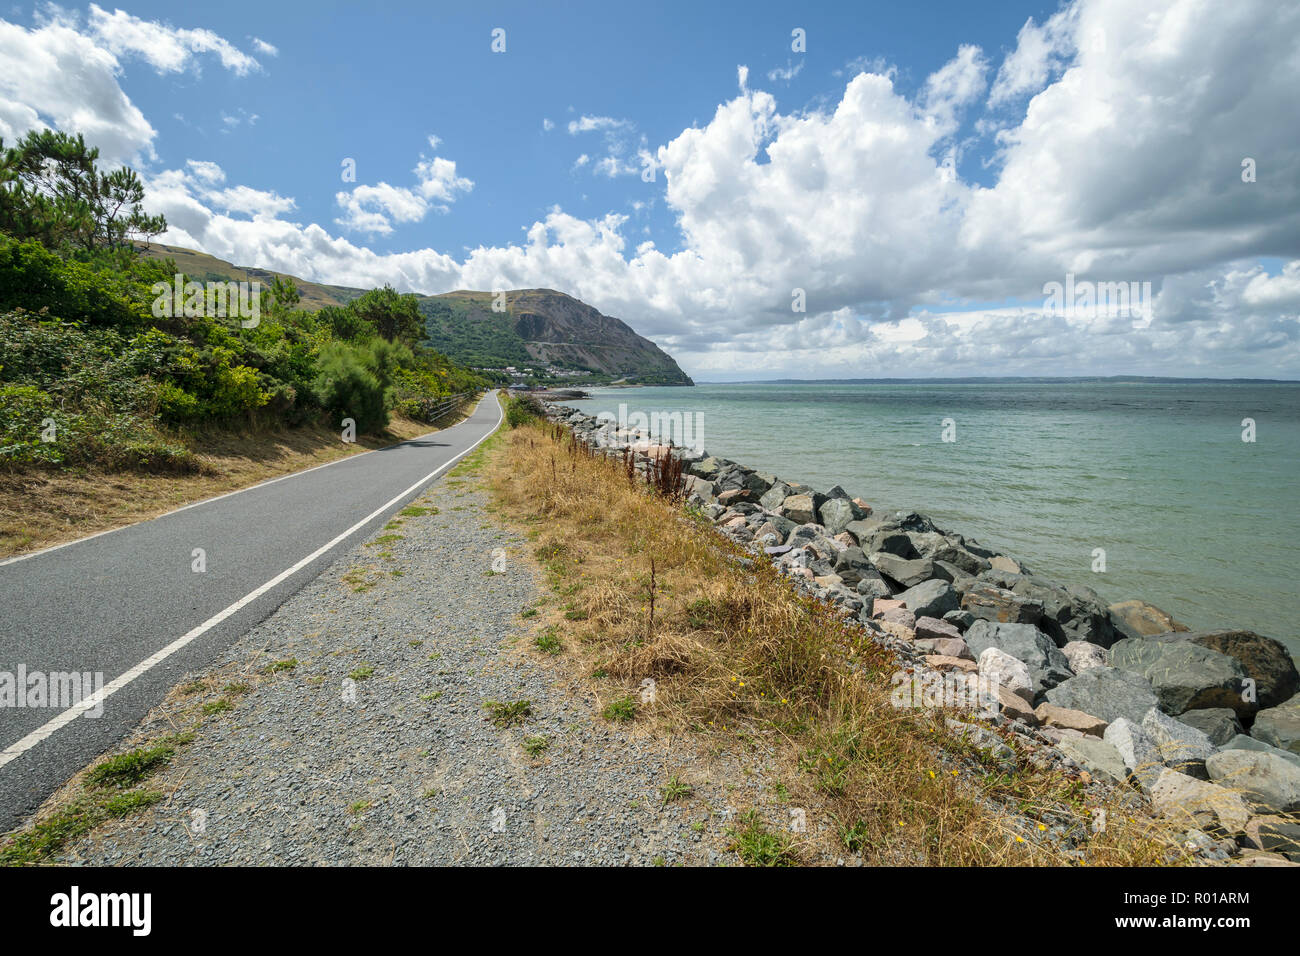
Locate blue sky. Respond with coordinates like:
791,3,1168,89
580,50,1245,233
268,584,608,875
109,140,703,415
101,0,1054,255
3,0,1299,380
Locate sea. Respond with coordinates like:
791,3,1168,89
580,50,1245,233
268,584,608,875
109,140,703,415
567,380,1300,662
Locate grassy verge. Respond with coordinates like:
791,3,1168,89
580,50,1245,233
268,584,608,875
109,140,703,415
486,420,1184,866
0,401,480,560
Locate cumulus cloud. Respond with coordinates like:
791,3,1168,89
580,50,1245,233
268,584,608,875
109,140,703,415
84,4,263,75
333,141,473,234
8,0,1296,379
0,6,264,163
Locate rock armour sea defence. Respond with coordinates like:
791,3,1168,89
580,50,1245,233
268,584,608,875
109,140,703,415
544,401,1300,863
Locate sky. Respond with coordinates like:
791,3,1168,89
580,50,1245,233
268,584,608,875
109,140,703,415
2,0,1299,381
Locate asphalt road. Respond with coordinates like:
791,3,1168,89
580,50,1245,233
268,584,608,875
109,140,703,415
0,391,503,834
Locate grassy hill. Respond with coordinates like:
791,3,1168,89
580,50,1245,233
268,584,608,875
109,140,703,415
135,242,366,312
134,244,694,385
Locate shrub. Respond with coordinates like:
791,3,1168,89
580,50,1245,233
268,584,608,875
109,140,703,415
0,237,140,328
311,340,391,433
506,393,543,428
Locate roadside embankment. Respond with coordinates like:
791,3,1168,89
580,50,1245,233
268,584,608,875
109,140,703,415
539,400,1300,864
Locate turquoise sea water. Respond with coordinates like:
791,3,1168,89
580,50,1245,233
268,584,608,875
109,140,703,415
569,381,1300,661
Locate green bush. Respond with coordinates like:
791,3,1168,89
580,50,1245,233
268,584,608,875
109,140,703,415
311,340,392,434
505,393,543,428
0,237,140,328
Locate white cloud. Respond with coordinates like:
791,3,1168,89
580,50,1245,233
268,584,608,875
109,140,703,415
0,7,263,164
333,147,473,234
85,4,262,76
110,0,1300,379
766,60,804,83
250,36,278,57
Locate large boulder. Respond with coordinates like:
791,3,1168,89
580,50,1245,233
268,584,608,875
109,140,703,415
843,518,880,546
915,616,963,643
929,541,990,576
831,547,874,586
817,497,865,536
869,553,934,589
779,493,820,524
860,528,918,558
758,481,793,511
977,647,1034,702
1109,637,1251,716
1141,707,1215,777
1010,578,1117,647
1251,692,1300,755
1062,641,1108,673
1055,736,1128,783
1034,703,1108,737
1148,769,1251,833
896,579,960,619
686,456,723,480
964,621,1073,701
1107,599,1189,640
1153,630,1299,710
961,586,1045,628
1204,750,1300,813
1221,733,1300,769
1176,708,1244,746
1043,667,1160,725
1104,717,1164,789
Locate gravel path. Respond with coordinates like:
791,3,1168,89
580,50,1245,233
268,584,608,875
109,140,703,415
56,472,787,866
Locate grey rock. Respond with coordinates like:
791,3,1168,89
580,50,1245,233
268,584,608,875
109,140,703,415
1149,769,1251,833
1251,693,1300,755
1141,707,1215,777
1044,667,1160,725
1154,629,1299,709
964,620,1074,701
817,497,865,536
758,482,793,511
869,553,934,588
961,585,1045,628
1055,736,1128,783
1104,717,1164,790
895,579,960,619
1220,734,1300,768
1110,637,1251,716
1061,640,1108,673
1176,708,1243,746
1204,750,1300,813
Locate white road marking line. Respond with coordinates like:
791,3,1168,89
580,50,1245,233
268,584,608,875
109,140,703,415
0,394,490,568
0,392,503,769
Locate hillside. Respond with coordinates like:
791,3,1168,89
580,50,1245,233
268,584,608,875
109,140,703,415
136,242,367,312
134,244,693,385
420,289,693,384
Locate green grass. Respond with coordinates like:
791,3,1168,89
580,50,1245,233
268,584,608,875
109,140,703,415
1,735,190,865
85,743,175,789
534,629,562,655
484,699,532,727
201,698,233,715
728,810,798,867
104,790,164,817
661,775,694,805
522,735,549,757
263,658,298,673
348,664,375,681
520,606,538,619
602,695,637,723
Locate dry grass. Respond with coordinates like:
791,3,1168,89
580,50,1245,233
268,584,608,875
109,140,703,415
487,421,1187,866
0,413,448,560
